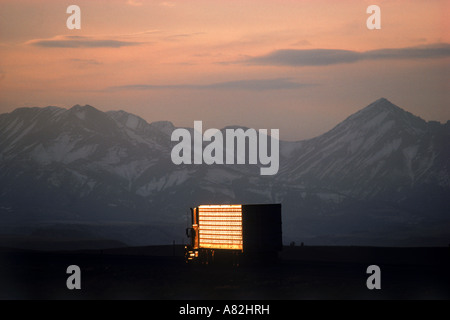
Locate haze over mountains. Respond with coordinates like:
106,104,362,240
0,98,449,247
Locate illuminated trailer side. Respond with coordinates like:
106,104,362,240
198,205,243,251
185,204,282,264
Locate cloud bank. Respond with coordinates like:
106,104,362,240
27,35,142,48
245,43,450,67
109,78,313,92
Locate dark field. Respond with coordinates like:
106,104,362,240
0,245,449,300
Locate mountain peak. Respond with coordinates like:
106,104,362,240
70,104,97,111
68,104,105,121
149,120,175,129
373,97,390,104
314,98,429,149
343,98,426,129
364,97,399,111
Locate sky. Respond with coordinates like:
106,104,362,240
0,0,448,141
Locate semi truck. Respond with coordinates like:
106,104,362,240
185,204,282,264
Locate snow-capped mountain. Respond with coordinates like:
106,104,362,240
0,99,448,246
280,98,449,199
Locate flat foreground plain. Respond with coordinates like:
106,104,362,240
0,245,448,300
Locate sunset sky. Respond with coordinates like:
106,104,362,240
0,0,448,140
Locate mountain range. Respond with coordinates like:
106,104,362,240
0,98,449,247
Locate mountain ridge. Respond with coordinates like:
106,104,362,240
0,98,448,246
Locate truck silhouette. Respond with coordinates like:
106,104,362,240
185,204,282,264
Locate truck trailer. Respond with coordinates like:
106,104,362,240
185,204,282,264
